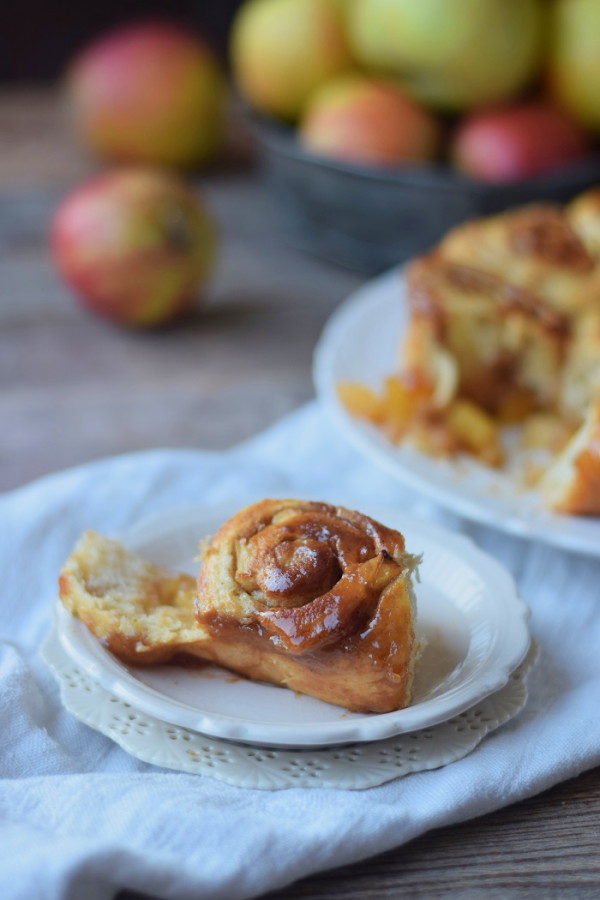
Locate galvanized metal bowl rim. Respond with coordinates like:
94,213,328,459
252,113,600,196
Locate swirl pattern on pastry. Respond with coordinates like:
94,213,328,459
196,499,420,712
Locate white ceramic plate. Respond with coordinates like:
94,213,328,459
43,628,538,789
56,501,531,748
313,268,600,559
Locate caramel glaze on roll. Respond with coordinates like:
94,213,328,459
195,499,421,713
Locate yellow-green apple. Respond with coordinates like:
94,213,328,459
549,0,600,132
298,74,440,167
67,21,227,167
51,169,216,327
231,0,352,121
452,102,590,183
347,0,544,111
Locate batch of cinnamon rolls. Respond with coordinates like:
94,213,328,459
341,187,600,515
60,500,421,713
59,189,599,717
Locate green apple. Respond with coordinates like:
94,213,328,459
231,0,352,121
347,0,544,111
550,0,600,132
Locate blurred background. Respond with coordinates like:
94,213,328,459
2,0,600,493
0,2,241,78
0,0,364,495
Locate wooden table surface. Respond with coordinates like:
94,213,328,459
3,90,599,898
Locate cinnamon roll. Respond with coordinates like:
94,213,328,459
196,499,420,713
58,501,421,713
340,187,600,515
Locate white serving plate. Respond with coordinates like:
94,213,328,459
313,267,600,559
56,501,531,749
43,628,538,789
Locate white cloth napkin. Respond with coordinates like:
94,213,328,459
1,401,599,900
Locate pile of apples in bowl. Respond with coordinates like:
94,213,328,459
231,0,600,273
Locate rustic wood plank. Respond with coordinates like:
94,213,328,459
118,766,600,899
0,88,92,188
261,767,600,898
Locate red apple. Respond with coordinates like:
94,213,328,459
52,169,216,327
298,75,440,167
67,21,227,168
452,103,590,183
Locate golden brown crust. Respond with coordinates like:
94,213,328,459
440,203,595,314
392,188,600,515
404,253,569,413
567,188,600,257
196,499,420,713
509,204,594,273
560,309,600,420
58,530,209,665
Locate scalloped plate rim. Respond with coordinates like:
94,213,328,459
41,627,537,788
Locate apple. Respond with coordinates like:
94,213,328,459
230,0,352,121
347,0,544,111
298,75,440,167
67,21,227,168
52,169,216,327
549,0,600,132
451,103,591,183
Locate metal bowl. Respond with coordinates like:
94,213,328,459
253,116,600,275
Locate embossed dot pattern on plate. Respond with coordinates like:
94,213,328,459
42,629,537,791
